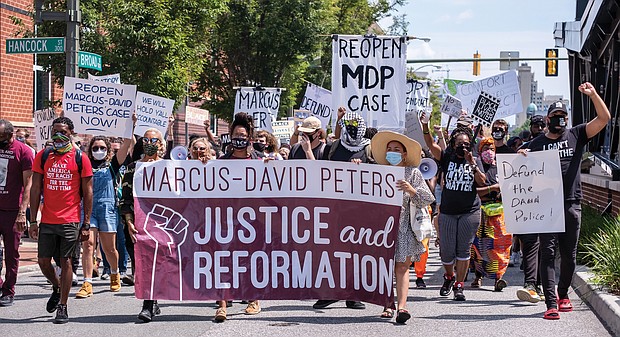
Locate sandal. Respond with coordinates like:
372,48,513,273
214,307,227,322
380,308,393,319
395,309,411,324
543,308,560,320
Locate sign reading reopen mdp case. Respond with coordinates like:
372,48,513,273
132,160,403,307
332,35,407,129
5,37,64,54
496,150,565,234
62,77,136,139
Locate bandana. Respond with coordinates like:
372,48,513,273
338,112,370,152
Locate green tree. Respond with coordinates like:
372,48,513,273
33,0,227,106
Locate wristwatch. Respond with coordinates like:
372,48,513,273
81,222,91,230
28,220,38,227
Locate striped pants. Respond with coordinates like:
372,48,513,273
438,210,481,264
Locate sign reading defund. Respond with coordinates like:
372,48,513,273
234,87,282,133
496,151,565,234
300,83,334,130
132,160,403,306
63,77,136,139
134,92,175,137
332,35,407,129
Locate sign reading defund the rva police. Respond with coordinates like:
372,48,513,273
63,77,136,139
332,35,407,129
234,87,282,133
496,150,565,234
132,160,402,306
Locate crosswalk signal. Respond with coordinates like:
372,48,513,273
546,49,558,76
473,51,481,76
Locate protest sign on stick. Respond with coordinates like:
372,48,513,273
405,80,430,115
234,87,282,133
62,77,136,139
132,160,402,307
440,94,463,119
300,83,334,130
134,92,175,137
331,35,407,129
88,73,121,84
33,108,57,150
496,150,565,234
471,91,500,126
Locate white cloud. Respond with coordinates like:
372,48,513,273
408,42,436,59
456,9,474,23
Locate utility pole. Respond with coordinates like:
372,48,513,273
66,0,80,78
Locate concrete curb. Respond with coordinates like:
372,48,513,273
572,265,620,337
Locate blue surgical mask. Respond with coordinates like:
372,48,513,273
386,151,402,166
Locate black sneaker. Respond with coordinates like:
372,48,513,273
453,282,466,301
46,287,61,313
439,275,455,296
0,294,14,306
54,304,69,324
312,300,339,309
415,277,426,288
345,301,365,309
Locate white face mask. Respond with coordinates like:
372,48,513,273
92,150,107,161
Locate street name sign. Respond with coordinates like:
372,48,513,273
78,51,102,71
5,37,65,54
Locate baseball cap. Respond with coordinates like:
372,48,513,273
547,101,568,115
297,116,322,133
456,115,473,128
530,115,545,124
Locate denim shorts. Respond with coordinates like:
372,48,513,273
90,200,119,233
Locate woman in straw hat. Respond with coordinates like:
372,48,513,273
371,131,435,324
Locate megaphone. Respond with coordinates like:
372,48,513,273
418,158,438,180
170,146,188,161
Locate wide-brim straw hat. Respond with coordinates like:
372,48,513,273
371,131,422,167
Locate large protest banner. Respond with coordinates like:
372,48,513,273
132,160,403,307
300,83,334,130
496,151,565,234
88,73,121,84
234,87,282,133
134,92,175,137
33,108,57,150
63,77,136,139
456,70,522,119
332,35,407,129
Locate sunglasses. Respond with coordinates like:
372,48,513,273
142,137,161,144
193,146,207,151
531,122,546,128
343,119,359,127
92,146,107,152
457,142,471,148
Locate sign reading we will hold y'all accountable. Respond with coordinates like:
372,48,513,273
132,160,403,307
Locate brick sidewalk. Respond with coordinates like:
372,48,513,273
17,237,38,270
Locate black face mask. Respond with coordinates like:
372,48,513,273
548,116,567,134
491,130,505,140
0,139,9,149
252,142,266,152
455,145,466,157
231,138,249,149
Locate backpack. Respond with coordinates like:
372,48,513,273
41,147,83,174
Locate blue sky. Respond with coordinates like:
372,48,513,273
385,0,576,101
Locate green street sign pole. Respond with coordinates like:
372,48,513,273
78,51,102,71
5,37,65,54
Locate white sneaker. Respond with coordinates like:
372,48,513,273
72,273,78,286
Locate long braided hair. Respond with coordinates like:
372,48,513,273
448,126,474,153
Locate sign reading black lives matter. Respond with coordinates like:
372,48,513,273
234,87,282,133
332,35,407,129
471,91,500,126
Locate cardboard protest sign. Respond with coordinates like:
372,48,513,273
234,87,282,133
496,150,565,234
440,94,463,119
404,112,426,149
33,108,57,151
134,92,175,137
456,70,522,119
185,106,209,126
219,133,231,150
331,35,407,129
405,80,431,114
62,77,136,139
300,83,334,130
132,160,402,306
471,91,500,126
272,119,295,143
87,73,121,84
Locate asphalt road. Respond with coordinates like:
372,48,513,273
0,247,612,337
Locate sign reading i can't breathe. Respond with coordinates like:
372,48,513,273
234,87,282,133
331,35,407,129
62,77,136,139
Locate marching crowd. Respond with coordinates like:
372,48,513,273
0,82,610,324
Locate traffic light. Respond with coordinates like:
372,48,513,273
546,49,558,76
473,51,481,76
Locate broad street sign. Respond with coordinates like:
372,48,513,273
78,51,102,71
5,37,65,54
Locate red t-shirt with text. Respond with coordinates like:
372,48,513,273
33,148,93,224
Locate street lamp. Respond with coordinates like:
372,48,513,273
407,36,431,42
412,64,442,73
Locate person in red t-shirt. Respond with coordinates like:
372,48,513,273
29,117,93,324
0,119,34,307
